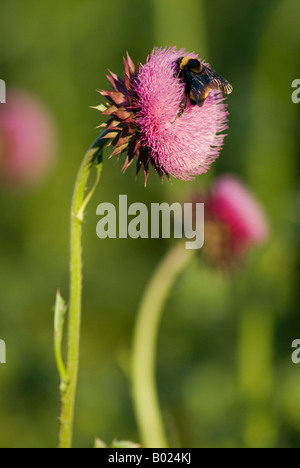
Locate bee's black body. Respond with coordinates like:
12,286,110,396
175,56,233,117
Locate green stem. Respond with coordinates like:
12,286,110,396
131,242,194,448
58,132,107,449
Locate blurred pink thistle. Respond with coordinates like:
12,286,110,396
193,175,269,267
0,90,57,189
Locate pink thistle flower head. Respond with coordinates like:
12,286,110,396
192,175,269,268
0,89,57,189
209,175,269,248
98,47,231,184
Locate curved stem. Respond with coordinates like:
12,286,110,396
58,132,107,449
131,242,194,448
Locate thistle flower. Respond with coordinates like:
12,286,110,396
98,47,229,184
192,175,269,267
0,89,57,188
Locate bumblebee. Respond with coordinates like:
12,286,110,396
175,56,233,117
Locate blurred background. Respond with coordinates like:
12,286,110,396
0,0,299,448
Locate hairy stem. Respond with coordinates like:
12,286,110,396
58,132,106,448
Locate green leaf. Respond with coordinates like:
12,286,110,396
94,438,107,448
110,440,141,448
94,438,141,448
54,290,68,383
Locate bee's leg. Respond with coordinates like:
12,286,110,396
173,68,181,79
177,91,187,118
171,92,187,123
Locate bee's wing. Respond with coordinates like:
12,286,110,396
203,65,233,95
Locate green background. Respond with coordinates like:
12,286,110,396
0,0,300,448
